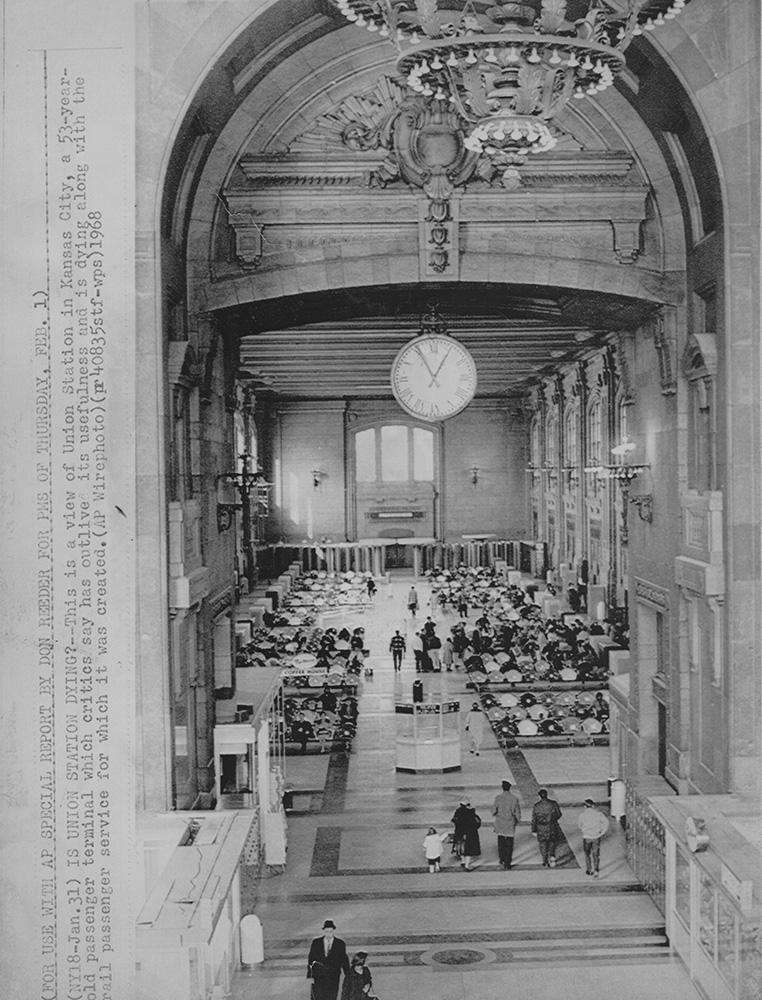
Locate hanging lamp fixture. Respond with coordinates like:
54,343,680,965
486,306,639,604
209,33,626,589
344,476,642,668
332,0,690,177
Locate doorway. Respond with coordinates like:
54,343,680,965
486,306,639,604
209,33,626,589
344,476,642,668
385,544,412,570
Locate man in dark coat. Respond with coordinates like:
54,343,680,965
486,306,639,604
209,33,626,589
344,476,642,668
307,919,350,1000
531,788,563,867
389,629,406,670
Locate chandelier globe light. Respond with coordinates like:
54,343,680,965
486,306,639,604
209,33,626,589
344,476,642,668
332,0,690,171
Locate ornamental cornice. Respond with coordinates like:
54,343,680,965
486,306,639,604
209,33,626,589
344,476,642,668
236,154,642,193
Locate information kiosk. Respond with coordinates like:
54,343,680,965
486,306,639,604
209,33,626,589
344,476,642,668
395,701,461,773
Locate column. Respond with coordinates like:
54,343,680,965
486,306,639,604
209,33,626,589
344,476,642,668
373,545,383,578
413,545,422,578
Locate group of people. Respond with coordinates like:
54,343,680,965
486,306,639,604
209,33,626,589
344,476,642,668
398,583,611,686
286,685,359,753
421,781,610,876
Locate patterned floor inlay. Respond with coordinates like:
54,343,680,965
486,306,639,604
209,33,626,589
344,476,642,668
429,948,490,965
309,827,341,876
320,750,350,813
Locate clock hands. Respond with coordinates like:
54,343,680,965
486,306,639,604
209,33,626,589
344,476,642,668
428,347,452,387
414,345,440,387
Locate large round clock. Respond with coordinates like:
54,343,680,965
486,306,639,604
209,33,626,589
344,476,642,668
391,334,477,422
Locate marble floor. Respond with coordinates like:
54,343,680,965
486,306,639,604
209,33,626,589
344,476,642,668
233,575,702,1000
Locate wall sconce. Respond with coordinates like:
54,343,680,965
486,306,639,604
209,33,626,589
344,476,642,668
585,439,652,541
312,469,327,489
562,466,579,488
542,463,558,487
216,452,272,589
216,454,271,533
470,466,480,485
630,494,654,523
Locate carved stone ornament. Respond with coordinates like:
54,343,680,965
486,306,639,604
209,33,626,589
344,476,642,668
288,76,407,157
391,97,477,201
612,331,635,404
289,76,478,199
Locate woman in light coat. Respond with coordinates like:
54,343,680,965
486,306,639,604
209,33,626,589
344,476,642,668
464,702,485,755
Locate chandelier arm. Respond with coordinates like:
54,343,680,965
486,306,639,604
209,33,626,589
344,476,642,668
444,62,477,124
380,0,404,55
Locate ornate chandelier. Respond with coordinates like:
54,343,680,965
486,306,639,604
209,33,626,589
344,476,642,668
332,0,690,173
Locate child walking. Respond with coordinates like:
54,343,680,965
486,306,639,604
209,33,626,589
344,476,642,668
422,827,449,873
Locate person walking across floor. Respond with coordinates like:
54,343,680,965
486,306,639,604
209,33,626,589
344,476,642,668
389,629,406,671
492,779,522,869
407,586,419,617
578,797,610,877
422,826,449,873
411,630,424,672
531,788,563,867
442,636,454,671
450,800,469,860
464,701,485,755
340,952,374,1000
307,919,351,1000
455,801,482,870
427,630,442,671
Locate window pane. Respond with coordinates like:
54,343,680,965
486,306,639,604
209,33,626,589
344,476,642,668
355,428,376,482
413,427,434,481
381,425,408,481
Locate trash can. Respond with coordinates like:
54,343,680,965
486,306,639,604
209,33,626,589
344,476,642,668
240,913,264,965
412,679,424,703
610,778,626,821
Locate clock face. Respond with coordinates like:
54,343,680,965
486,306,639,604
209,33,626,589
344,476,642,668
391,334,477,422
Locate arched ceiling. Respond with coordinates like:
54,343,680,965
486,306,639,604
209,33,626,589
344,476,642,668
160,1,716,405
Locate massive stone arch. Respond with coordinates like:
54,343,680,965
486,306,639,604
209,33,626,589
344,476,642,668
136,1,758,814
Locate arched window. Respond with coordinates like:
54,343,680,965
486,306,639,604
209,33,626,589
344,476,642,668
565,406,578,470
354,424,435,483
545,412,558,468
683,333,717,492
588,398,603,466
530,417,541,470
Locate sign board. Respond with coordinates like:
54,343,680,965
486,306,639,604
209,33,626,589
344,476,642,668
396,702,460,714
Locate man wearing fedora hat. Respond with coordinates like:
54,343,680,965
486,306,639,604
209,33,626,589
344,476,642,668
307,919,350,1000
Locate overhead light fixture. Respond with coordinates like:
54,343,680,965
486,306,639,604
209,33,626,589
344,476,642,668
332,0,690,181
